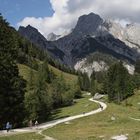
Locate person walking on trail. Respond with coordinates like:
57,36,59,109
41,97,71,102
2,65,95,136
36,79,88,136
6,122,10,132
100,104,103,110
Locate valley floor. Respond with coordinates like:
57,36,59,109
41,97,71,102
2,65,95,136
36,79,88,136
43,91,140,140
0,94,101,139
1,91,140,140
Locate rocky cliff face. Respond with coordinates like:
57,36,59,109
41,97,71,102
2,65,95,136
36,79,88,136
54,13,137,66
18,25,65,62
18,13,140,75
73,13,103,36
105,21,140,54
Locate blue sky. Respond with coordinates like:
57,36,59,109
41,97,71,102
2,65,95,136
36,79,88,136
0,0,139,37
0,0,53,27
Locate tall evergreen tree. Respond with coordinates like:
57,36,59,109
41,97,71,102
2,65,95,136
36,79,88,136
135,59,140,74
73,83,82,99
25,64,53,122
42,58,51,83
90,71,96,96
78,72,90,91
51,74,65,107
0,14,26,128
106,62,134,103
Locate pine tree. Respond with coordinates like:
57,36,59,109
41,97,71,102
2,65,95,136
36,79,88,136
90,71,96,96
0,14,26,128
135,59,140,74
78,73,83,90
106,62,134,103
42,58,51,83
78,72,90,91
73,83,82,98
24,63,53,122
51,74,65,107
83,73,90,91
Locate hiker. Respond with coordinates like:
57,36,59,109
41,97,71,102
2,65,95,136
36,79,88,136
100,104,103,110
35,120,39,127
6,122,10,132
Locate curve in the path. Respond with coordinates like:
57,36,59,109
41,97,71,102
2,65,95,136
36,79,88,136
0,98,107,138
37,98,107,130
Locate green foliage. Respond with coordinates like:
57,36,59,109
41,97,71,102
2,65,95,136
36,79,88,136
24,61,53,122
78,72,90,91
86,52,117,66
90,71,96,96
24,59,77,123
105,62,134,103
131,73,140,89
42,59,55,83
50,74,72,107
90,71,105,96
73,84,82,99
19,60,78,124
135,59,140,74
0,14,26,129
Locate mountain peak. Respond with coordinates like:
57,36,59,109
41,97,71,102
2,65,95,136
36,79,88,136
18,24,47,43
73,13,103,36
26,24,32,28
19,25,38,33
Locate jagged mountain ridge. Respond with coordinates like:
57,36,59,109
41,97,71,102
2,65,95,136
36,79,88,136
18,25,65,61
18,13,140,75
106,21,140,53
53,13,137,66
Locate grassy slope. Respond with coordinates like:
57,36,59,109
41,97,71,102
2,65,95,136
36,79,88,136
43,91,140,140
49,65,78,85
18,64,37,82
18,64,77,85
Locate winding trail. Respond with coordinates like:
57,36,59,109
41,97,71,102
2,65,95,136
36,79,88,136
0,98,107,139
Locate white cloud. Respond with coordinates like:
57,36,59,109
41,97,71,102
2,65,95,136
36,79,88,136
18,0,140,38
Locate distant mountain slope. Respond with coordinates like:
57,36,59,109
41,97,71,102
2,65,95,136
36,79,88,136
18,13,140,75
18,25,65,62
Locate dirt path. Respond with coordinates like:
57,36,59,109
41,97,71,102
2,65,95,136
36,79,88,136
0,97,107,139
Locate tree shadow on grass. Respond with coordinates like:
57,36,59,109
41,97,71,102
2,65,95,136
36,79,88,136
47,109,70,121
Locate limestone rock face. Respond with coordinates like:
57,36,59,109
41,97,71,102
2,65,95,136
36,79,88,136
74,58,108,77
105,21,140,53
